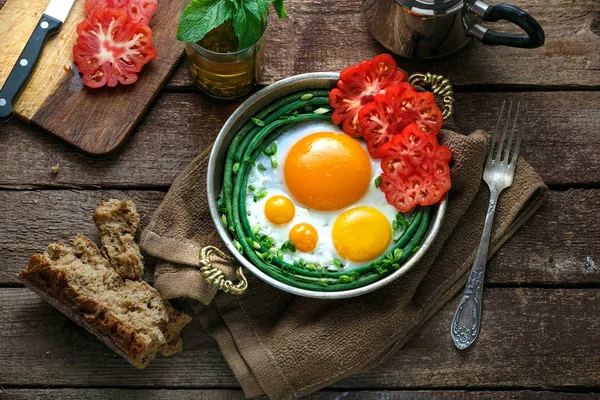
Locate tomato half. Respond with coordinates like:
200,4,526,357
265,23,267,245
73,8,158,88
358,82,415,158
378,124,452,212
84,0,158,24
329,54,407,138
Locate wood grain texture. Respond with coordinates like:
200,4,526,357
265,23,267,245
1,189,598,287
0,91,598,188
0,0,185,154
1,389,598,399
1,287,599,389
165,0,600,89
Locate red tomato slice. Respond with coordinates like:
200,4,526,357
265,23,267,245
73,8,158,88
329,54,407,138
398,90,444,134
358,82,416,158
378,124,452,212
84,0,158,24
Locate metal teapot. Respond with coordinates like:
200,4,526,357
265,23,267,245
363,0,545,59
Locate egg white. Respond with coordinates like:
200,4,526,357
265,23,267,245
245,121,400,270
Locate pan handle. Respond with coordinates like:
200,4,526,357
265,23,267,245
466,1,545,48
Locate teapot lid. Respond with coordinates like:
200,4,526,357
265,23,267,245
394,0,464,15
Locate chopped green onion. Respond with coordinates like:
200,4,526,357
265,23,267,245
248,185,255,192
251,117,265,127
234,240,243,253
220,214,227,225
270,156,278,168
269,247,278,254
257,164,267,171
375,176,382,188
333,258,342,269
392,220,398,230
277,250,284,259
300,93,313,101
313,107,331,115
412,246,420,253
232,162,240,174
253,190,268,202
307,264,317,271
394,248,403,261
269,142,277,155
252,241,261,250
251,225,260,234
339,275,353,283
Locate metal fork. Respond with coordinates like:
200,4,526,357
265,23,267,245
451,101,525,350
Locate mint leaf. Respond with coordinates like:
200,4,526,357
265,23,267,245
271,0,287,18
244,0,267,23
177,0,236,43
233,0,264,49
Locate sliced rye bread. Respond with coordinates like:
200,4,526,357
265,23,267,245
93,199,144,281
17,234,191,369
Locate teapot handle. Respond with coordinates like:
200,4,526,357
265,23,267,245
467,1,545,48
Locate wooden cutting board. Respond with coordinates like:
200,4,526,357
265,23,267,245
0,0,184,154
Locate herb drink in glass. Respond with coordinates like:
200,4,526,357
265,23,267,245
179,0,287,99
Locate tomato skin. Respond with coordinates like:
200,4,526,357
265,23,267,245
73,8,158,88
378,123,452,212
329,54,407,138
84,0,158,24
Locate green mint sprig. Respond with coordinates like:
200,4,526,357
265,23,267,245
178,0,287,50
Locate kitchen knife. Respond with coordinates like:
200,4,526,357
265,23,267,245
0,0,76,122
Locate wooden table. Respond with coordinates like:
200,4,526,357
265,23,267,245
1,0,599,399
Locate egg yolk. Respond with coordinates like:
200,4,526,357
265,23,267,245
264,195,295,224
332,206,392,262
289,223,318,253
284,132,372,211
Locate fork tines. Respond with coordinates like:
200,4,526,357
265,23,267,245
487,100,525,170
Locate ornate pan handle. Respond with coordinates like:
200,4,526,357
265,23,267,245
408,72,455,120
199,246,248,295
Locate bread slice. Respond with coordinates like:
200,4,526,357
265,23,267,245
17,234,192,369
93,199,144,281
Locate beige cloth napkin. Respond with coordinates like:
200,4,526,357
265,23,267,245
140,128,547,399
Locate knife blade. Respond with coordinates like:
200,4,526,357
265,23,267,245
0,0,76,122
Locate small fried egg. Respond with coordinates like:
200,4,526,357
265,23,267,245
246,121,399,269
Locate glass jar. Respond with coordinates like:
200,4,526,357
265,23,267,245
181,0,266,99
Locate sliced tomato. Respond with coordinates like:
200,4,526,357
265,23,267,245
358,82,416,158
73,8,158,88
378,124,452,212
397,90,443,134
329,54,407,138
84,0,158,24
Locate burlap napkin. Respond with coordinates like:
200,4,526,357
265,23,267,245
140,128,547,399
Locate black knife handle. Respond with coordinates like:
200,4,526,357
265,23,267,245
0,14,62,122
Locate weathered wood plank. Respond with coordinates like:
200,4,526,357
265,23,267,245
1,288,599,389
0,189,598,286
1,91,599,188
0,389,598,399
164,0,600,89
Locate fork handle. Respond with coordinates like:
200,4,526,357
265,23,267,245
451,188,500,350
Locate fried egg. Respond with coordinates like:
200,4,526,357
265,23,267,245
246,121,399,269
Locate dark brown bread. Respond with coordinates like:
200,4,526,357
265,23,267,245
17,234,191,369
93,199,144,281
